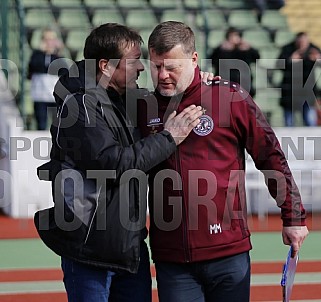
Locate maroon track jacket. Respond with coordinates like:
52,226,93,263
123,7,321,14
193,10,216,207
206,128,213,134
138,67,306,263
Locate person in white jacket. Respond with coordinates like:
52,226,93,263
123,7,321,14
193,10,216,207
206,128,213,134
28,28,64,130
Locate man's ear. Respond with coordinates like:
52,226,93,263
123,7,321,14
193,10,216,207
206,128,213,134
192,51,198,67
99,59,111,77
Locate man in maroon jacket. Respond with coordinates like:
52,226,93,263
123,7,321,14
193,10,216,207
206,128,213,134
138,21,309,302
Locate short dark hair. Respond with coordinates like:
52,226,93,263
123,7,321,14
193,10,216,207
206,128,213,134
296,32,307,39
148,21,195,55
83,23,143,70
225,27,241,39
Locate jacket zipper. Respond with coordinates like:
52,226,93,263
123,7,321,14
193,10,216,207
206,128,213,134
84,185,101,244
175,148,191,262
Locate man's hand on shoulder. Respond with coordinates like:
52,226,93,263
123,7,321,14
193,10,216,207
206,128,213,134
200,71,221,83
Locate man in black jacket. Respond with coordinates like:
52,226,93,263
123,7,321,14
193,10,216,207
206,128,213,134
209,27,260,98
277,32,321,126
35,23,203,302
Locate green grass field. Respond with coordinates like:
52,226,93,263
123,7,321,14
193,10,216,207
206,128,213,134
0,231,320,301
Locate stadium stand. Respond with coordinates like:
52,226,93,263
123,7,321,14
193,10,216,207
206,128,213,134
83,0,116,10
195,9,227,30
207,29,226,49
274,29,296,47
160,9,189,23
65,29,90,54
125,9,158,30
242,28,272,49
183,0,215,10
2,0,320,129
51,0,83,9
1,12,321,302
228,10,260,29
261,10,288,30
91,9,125,27
24,8,56,29
20,0,50,8
0,0,320,233
217,0,251,10
150,0,182,10
282,0,321,48
117,0,149,10
57,8,91,31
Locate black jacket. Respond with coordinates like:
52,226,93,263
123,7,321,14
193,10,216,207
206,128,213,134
28,49,61,79
210,46,260,97
34,60,176,273
277,42,321,110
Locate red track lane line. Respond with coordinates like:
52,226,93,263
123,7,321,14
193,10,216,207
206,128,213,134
0,292,67,302
250,284,321,301
1,288,320,302
153,285,321,302
151,265,156,277
152,285,321,302
1,212,321,240
252,261,321,274
0,217,38,239
1,260,321,282
0,269,63,282
0,284,320,301
0,288,320,302
151,261,321,277
152,290,158,302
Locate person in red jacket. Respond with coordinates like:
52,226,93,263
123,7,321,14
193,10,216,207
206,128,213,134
138,21,309,302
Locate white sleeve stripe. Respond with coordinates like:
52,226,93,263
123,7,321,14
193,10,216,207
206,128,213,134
101,104,104,117
56,93,101,149
56,93,76,150
82,94,90,125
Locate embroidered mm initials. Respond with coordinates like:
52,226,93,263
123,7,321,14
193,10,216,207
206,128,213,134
209,223,222,234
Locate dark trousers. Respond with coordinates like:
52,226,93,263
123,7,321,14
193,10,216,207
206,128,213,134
62,240,152,302
33,102,56,130
155,252,251,302
109,240,152,302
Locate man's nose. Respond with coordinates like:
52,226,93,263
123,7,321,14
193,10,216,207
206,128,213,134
137,60,145,72
158,66,169,80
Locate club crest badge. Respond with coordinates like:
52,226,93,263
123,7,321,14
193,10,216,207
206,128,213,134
193,114,214,136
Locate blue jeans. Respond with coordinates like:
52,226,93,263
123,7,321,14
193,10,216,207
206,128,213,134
61,257,114,302
284,102,316,127
109,240,152,302
33,101,56,130
62,241,152,302
155,252,251,302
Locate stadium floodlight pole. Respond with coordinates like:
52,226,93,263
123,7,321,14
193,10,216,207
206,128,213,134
1,0,9,64
16,0,26,127
200,0,210,69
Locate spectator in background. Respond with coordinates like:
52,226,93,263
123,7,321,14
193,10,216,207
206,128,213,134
209,27,260,98
277,32,321,127
28,28,63,130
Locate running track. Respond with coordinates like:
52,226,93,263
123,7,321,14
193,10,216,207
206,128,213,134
0,213,320,302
